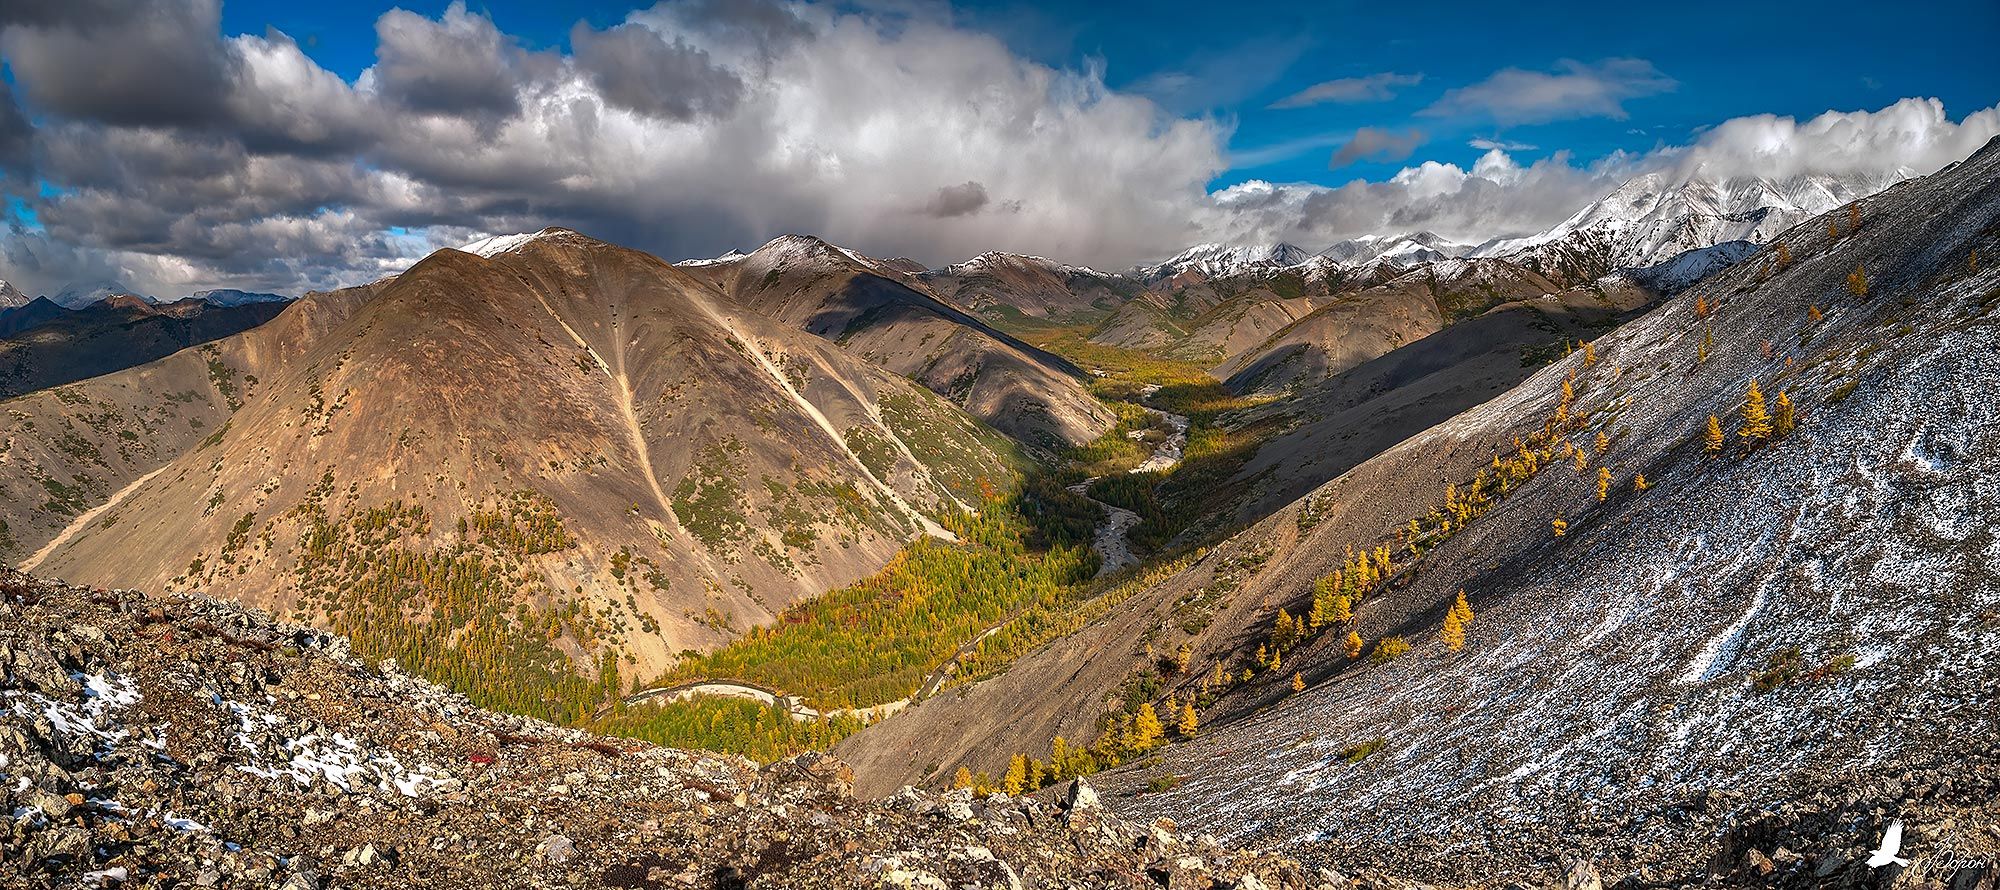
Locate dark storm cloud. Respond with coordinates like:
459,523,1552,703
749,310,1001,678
921,181,989,217
0,0,235,127
570,21,744,121
677,0,814,56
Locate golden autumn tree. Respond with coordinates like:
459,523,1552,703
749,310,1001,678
1178,702,1199,737
1450,589,1474,626
953,766,974,789
1596,466,1612,501
1694,295,1710,318
1291,672,1306,693
1847,264,1869,298
1594,431,1610,453
1776,242,1793,269
1582,341,1598,366
1807,304,1823,323
1552,518,1568,538
1704,415,1725,457
1847,202,1861,234
1001,753,1028,795
1740,379,1773,443
1343,630,1365,659
1441,609,1466,652
1131,703,1165,750
1774,391,1797,437
1634,473,1650,491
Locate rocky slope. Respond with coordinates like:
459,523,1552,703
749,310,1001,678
839,136,2000,890
0,282,379,567
0,295,292,398
0,569,1324,889
683,235,1113,452
25,229,1021,682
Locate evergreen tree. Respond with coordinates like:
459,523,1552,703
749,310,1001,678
1596,466,1612,501
1291,672,1306,693
1178,702,1199,737
1594,431,1610,453
1552,518,1568,538
1271,608,1301,651
1847,202,1861,234
1582,341,1597,366
1634,473,1650,492
1449,589,1474,626
953,766,973,789
1847,264,1869,298
1694,295,1709,318
1808,305,1823,323
1776,243,1792,269
1704,415,1725,457
1131,703,1165,750
1002,754,1028,795
1343,630,1365,659
1441,608,1465,652
1773,391,1796,437
1740,379,1773,443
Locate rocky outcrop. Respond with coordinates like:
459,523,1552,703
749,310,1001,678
0,570,1322,888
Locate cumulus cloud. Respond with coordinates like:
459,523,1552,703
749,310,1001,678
1330,128,1426,168
1423,58,1676,124
0,0,1993,297
1270,72,1422,109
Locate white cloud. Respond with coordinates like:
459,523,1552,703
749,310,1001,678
1423,58,1676,124
1270,72,1422,109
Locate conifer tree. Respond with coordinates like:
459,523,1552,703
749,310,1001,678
1704,415,1725,457
1254,643,1271,670
1847,202,1861,234
1343,630,1364,659
1583,341,1597,366
1776,243,1792,269
1552,518,1568,538
1847,264,1869,298
1694,295,1709,318
1634,473,1650,491
953,766,973,789
1773,391,1796,437
1441,608,1465,652
1573,449,1589,474
1827,216,1841,238
1291,672,1306,693
1449,589,1474,626
1002,754,1028,795
1808,305,1823,323
1131,703,1165,750
1595,431,1610,453
1270,648,1281,671
1178,702,1199,737
1596,466,1612,501
1739,379,1772,443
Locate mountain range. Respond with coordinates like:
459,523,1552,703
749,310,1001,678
4,133,1993,890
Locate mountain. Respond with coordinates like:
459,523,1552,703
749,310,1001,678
837,135,2000,884
0,278,28,310
1479,169,1907,285
1315,231,1473,267
681,234,1114,452
0,294,292,398
0,568,1316,889
189,287,292,307
1136,242,1313,280
920,252,1136,322
48,280,151,309
21,229,1023,690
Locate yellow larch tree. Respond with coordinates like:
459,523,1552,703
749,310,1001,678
1441,608,1465,652
1634,473,1650,491
1704,415,1725,457
1773,391,1796,437
1291,672,1306,693
1552,518,1568,538
1847,264,1869,298
1343,630,1365,659
1596,466,1612,501
1001,753,1027,795
1740,379,1772,443
1178,702,1199,737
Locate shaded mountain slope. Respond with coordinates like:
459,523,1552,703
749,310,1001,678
684,235,1114,452
0,296,292,398
839,133,2000,876
28,230,1021,689
1215,258,1568,395
921,252,1137,323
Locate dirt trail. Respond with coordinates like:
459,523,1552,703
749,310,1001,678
18,466,168,572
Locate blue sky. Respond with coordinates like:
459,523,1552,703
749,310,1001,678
1,0,1996,294
216,0,2000,192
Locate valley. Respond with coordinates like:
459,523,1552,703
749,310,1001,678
4,76,1997,889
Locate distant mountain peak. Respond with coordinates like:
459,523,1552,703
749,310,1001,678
50,280,152,309
1140,242,1312,279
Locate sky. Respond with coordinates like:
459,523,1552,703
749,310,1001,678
0,0,1996,297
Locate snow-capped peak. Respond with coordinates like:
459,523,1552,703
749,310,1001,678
936,251,1109,279
457,230,562,258
0,278,28,310
1139,242,1312,279
678,249,749,267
